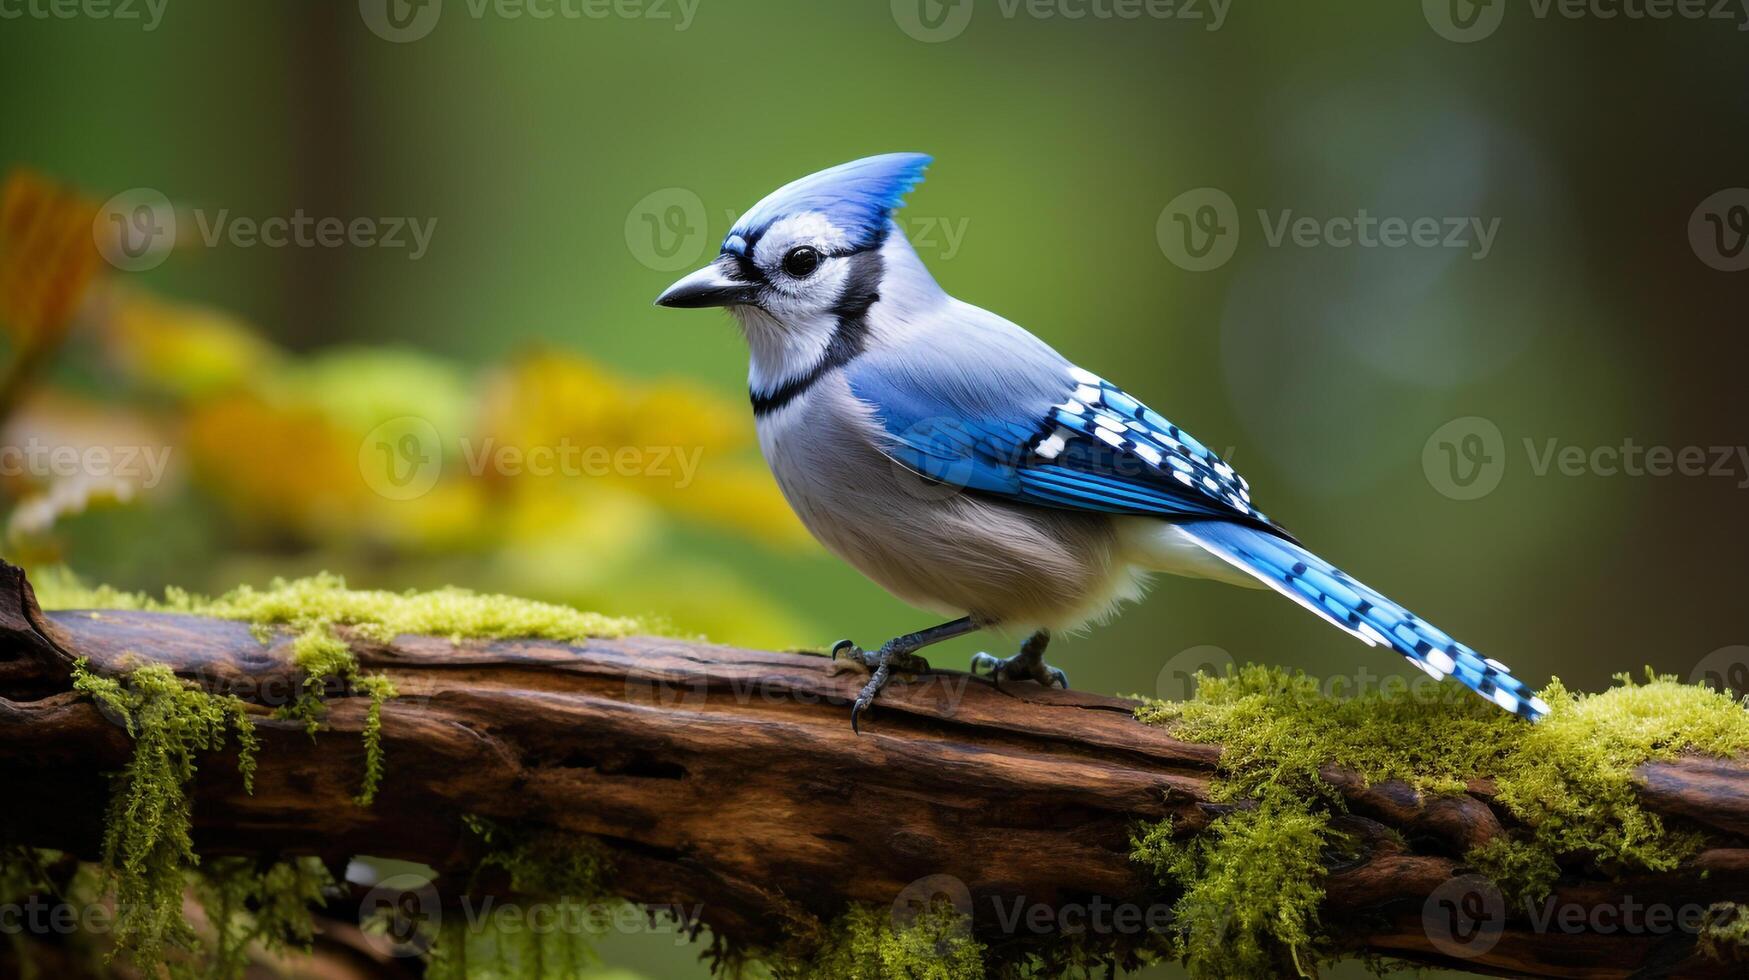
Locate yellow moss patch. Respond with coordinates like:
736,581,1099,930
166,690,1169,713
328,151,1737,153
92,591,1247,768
42,569,644,806
36,569,642,644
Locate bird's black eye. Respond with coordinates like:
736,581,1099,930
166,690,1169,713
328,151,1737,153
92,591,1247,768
782,246,821,279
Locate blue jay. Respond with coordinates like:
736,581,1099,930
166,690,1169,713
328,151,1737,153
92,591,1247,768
656,153,1548,731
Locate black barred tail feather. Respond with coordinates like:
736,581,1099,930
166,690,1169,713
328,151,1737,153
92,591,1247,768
1179,521,1549,721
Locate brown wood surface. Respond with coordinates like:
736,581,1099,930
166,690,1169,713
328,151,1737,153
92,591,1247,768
0,562,1744,977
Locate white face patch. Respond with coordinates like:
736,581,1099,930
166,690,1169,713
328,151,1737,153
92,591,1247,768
744,211,860,320
751,211,851,270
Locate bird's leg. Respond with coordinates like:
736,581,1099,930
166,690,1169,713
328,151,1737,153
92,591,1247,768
970,630,1069,689
831,616,980,733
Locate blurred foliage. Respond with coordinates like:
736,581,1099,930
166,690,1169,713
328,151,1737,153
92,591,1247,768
0,169,814,648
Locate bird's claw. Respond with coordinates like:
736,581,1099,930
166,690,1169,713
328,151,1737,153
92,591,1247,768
970,649,1070,689
969,651,1003,682
834,639,930,734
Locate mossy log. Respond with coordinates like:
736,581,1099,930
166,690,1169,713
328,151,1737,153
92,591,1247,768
1,561,1745,978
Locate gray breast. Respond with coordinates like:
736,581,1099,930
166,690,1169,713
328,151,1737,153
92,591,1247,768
754,376,1130,630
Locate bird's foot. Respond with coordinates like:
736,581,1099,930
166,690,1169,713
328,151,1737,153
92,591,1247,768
970,630,1068,689
831,639,931,734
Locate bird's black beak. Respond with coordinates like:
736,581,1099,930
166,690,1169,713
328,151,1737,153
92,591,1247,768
654,256,757,309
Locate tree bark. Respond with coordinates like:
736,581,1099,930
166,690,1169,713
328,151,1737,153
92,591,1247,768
0,561,1744,978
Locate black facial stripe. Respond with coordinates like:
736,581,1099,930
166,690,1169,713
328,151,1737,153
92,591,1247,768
728,219,892,278
730,252,764,284
750,247,884,416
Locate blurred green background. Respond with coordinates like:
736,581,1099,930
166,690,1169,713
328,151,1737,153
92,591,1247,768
3,0,1747,975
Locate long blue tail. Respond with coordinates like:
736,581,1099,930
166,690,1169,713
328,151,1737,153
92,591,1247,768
1180,521,1549,721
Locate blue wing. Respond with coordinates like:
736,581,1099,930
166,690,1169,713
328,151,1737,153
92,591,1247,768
846,356,1284,535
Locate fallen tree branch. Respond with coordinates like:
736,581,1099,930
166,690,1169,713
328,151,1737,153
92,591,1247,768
0,561,1744,978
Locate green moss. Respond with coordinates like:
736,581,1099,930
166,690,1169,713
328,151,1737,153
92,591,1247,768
1699,903,1749,963
463,815,614,901
44,572,662,980
1131,666,1749,978
1464,836,1560,908
0,847,53,980
36,567,641,645
165,572,642,645
1130,806,1330,978
45,570,643,807
193,856,335,979
766,902,985,980
420,818,619,980
353,673,398,805
69,660,260,973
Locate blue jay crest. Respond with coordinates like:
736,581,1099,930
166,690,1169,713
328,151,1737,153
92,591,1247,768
724,152,931,256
